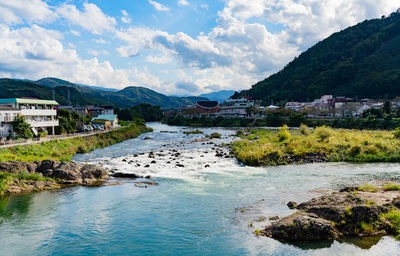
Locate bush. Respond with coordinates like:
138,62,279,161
209,132,222,139
277,125,292,142
394,127,400,139
349,145,362,157
299,123,310,135
315,126,333,141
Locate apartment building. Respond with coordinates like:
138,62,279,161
0,98,59,135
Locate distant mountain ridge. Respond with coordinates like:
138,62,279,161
238,11,400,103
0,77,208,109
199,90,236,103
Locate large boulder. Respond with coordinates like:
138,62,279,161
0,161,37,173
263,213,339,242
81,165,109,185
52,162,83,184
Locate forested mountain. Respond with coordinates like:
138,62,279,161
0,78,207,109
237,11,400,103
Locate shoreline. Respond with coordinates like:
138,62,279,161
0,120,152,162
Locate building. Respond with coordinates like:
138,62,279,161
195,101,219,115
102,106,114,115
0,107,20,138
91,114,119,128
73,107,88,116
218,98,261,118
87,106,105,117
313,95,333,109
0,98,59,135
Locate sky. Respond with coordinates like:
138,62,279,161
0,0,399,95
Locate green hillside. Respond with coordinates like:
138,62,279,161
0,78,207,108
238,11,400,103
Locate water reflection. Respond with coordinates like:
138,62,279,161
0,194,33,222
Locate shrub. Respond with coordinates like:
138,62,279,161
383,184,400,191
299,123,310,135
394,127,400,139
277,125,292,142
380,210,400,240
315,126,333,141
209,132,222,139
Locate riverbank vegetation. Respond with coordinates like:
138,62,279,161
0,119,151,162
231,125,400,166
164,112,400,130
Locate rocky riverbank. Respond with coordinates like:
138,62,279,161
0,160,109,196
261,183,400,243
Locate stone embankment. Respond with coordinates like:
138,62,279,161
262,184,400,243
0,160,109,195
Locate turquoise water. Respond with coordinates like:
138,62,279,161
1,123,400,256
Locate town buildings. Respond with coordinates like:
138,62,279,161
218,98,261,118
0,98,59,136
91,114,119,129
0,106,20,138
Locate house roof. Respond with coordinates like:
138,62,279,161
196,101,219,109
91,114,118,122
0,106,19,111
0,98,59,105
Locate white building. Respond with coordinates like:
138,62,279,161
0,107,20,138
218,98,261,118
0,98,59,136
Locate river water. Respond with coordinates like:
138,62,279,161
0,122,400,256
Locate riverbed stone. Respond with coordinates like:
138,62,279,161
81,164,109,185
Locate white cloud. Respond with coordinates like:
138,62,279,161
148,0,170,12
0,24,129,89
178,0,189,6
121,9,131,23
0,0,56,24
57,3,116,35
70,30,81,36
93,38,107,44
200,4,208,10
88,49,109,56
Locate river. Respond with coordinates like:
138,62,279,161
0,122,399,256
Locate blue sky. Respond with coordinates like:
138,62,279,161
0,0,398,95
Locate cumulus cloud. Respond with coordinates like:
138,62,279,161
178,0,189,6
121,9,131,23
0,24,129,89
0,0,56,24
148,0,170,12
57,3,116,35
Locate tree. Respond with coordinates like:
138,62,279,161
245,106,258,117
13,116,33,139
383,101,391,114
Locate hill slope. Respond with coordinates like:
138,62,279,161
0,78,207,108
199,90,235,103
238,11,400,103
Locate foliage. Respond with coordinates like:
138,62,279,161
0,120,151,162
56,109,78,134
394,127,400,138
117,103,163,122
0,171,53,195
183,130,203,135
299,123,310,135
382,184,400,191
12,116,33,139
315,126,333,141
208,132,222,139
277,125,292,141
380,210,400,240
231,127,400,166
237,12,400,103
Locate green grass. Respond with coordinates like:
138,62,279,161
382,184,400,191
0,120,152,162
0,171,54,195
208,132,222,139
380,210,400,240
183,130,204,135
231,127,400,166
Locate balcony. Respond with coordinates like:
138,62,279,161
20,109,57,116
27,120,59,128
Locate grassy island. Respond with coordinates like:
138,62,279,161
231,125,400,166
0,119,152,162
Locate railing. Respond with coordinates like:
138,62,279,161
20,109,57,116
27,120,59,127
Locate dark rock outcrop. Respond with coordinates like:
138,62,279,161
262,184,400,243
